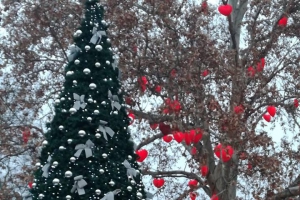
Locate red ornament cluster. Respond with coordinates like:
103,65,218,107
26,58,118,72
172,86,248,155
138,76,148,92
22,128,31,144
163,98,182,114
263,105,276,122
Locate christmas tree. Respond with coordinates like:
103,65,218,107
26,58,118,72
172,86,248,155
30,1,148,199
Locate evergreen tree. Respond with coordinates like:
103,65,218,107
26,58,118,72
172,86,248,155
30,1,147,199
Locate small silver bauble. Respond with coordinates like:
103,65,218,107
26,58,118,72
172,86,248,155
101,101,106,105
42,140,48,146
65,171,73,178
73,80,77,84
70,157,76,162
131,180,136,185
88,98,93,103
74,59,80,65
75,30,82,36
102,153,108,158
137,192,143,199
95,133,101,138
99,169,104,174
95,62,101,67
107,38,111,43
95,189,101,195
94,110,100,115
67,139,72,144
59,146,66,151
128,155,132,160
89,83,97,89
66,71,73,76
69,108,77,114
66,195,71,200
59,125,64,130
39,194,45,199
78,130,86,137
87,117,92,121
103,78,107,82
52,161,58,167
55,99,60,104
106,60,110,65
127,186,132,191
32,183,36,188
53,178,60,185
113,111,118,115
85,45,91,51
109,180,115,186
61,97,65,101
62,109,67,113
35,162,41,167
95,45,103,51
83,68,91,74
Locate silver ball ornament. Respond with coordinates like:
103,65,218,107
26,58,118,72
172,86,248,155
94,110,100,115
137,192,143,199
70,157,76,162
102,153,108,158
69,108,77,114
87,117,92,121
39,194,45,199
66,195,71,200
95,189,101,195
95,62,101,67
78,130,86,137
95,133,101,138
53,178,60,185
83,68,91,74
95,45,103,51
59,125,64,130
89,83,97,89
109,180,115,186
99,169,104,174
127,186,132,191
65,171,73,178
35,162,41,167
59,146,66,151
85,45,91,51
42,140,48,146
74,59,80,65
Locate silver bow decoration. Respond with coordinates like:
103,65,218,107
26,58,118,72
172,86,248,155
42,155,52,178
108,90,121,110
90,27,106,44
73,93,87,110
99,120,115,140
68,45,81,62
100,189,121,200
71,175,87,195
74,139,95,158
123,160,137,180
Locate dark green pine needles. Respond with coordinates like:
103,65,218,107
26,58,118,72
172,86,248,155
30,1,147,199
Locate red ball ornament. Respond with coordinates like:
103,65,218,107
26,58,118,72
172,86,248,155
218,4,232,16
221,145,234,162
191,147,197,155
294,99,299,108
184,132,192,145
154,85,162,93
164,98,171,105
125,97,134,105
278,16,288,26
140,84,147,92
150,123,158,130
263,114,271,122
28,182,33,189
247,66,255,77
214,144,222,158
202,69,209,77
188,179,198,188
159,123,172,135
267,106,276,117
170,100,181,112
234,105,244,114
190,192,197,200
201,165,209,176
136,149,148,162
153,178,165,188
162,135,173,143
173,131,184,143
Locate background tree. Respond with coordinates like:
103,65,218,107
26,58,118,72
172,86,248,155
0,0,300,199
29,0,147,199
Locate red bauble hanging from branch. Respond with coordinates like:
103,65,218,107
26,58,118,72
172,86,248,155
22,128,31,144
150,123,158,130
263,114,271,122
162,135,173,143
153,178,165,188
128,113,135,125
267,106,276,117
173,131,184,143
188,179,198,188
136,149,148,162
294,99,299,108
201,165,209,176
159,123,172,136
218,4,233,16
278,16,288,27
